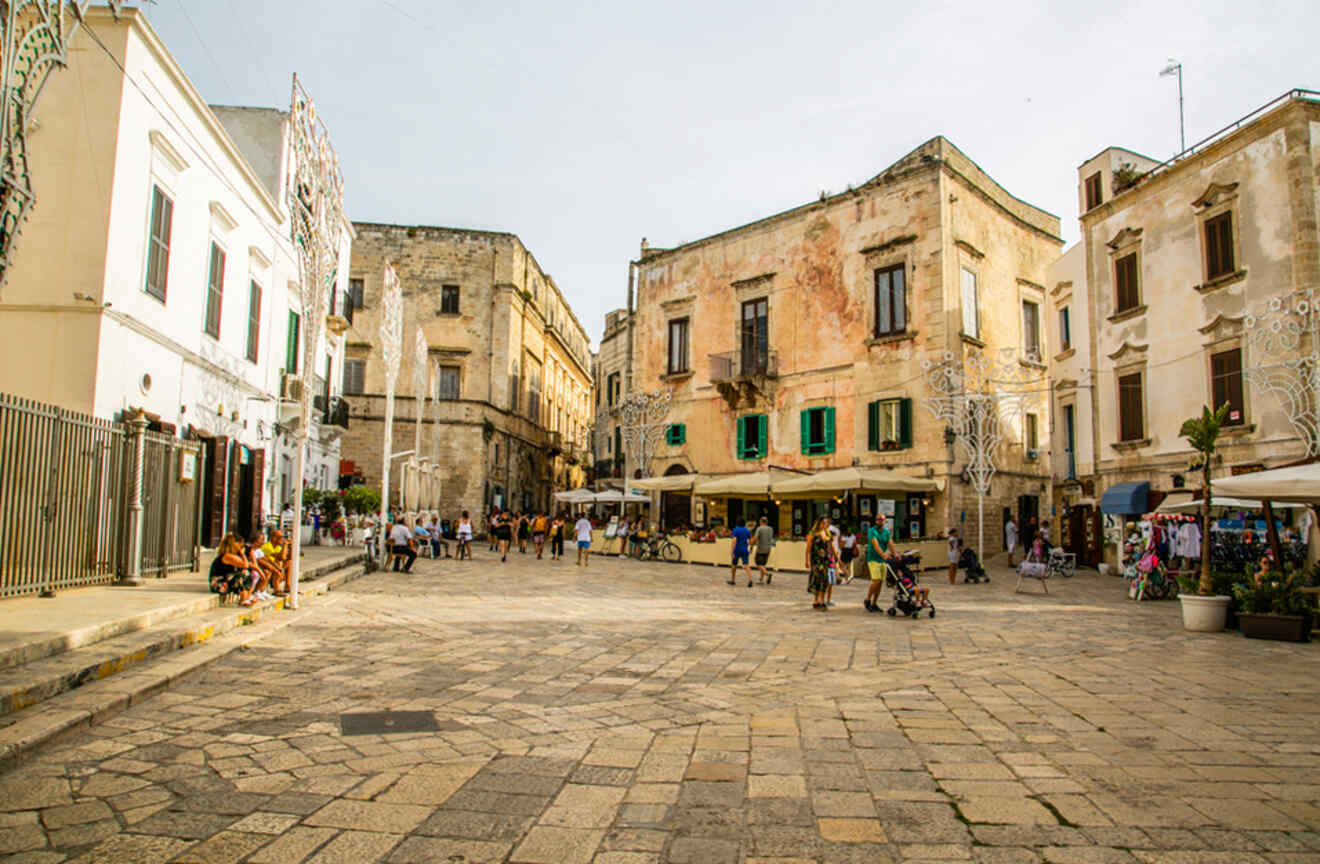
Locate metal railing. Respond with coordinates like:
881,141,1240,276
710,348,778,382
135,430,202,578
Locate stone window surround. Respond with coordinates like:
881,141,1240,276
955,240,983,342
1017,277,1046,364
1192,182,1245,291
1106,227,1143,321
1112,354,1149,451
863,247,913,343
1199,316,1253,435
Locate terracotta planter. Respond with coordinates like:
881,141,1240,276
1178,594,1230,632
1238,612,1310,642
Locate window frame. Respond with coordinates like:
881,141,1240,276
203,241,225,339
1210,347,1246,427
1117,370,1145,442
245,280,261,364
437,364,461,400
285,310,300,375
800,406,835,456
440,284,460,315
736,413,767,461
666,423,686,445
1084,172,1103,211
873,263,907,338
1022,299,1041,360
606,372,620,407
144,184,173,302
342,357,366,396
1204,211,1235,281
1058,306,1071,351
1025,413,1039,452
867,397,912,451
960,267,979,339
1114,252,1140,313
667,317,690,375
348,277,365,309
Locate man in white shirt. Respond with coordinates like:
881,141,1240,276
574,515,594,567
389,519,416,572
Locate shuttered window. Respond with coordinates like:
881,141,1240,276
874,264,906,337
667,318,690,374
1211,349,1245,426
666,424,686,445
737,414,767,460
245,281,261,363
342,358,365,395
1022,300,1040,359
960,268,979,338
348,277,365,309
285,311,300,374
867,398,912,450
203,243,225,338
441,285,460,314
1205,212,1235,280
1059,306,1071,350
1118,372,1144,441
437,365,460,400
800,407,835,456
145,185,173,301
1084,172,1103,210
1115,253,1139,312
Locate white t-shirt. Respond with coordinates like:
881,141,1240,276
389,524,412,546
574,518,593,543
457,519,472,539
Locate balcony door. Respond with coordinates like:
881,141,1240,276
740,298,768,376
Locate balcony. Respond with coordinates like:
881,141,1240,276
322,396,350,430
710,348,778,383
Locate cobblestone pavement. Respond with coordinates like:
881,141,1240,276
2,549,1320,863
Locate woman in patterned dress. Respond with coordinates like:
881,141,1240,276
806,517,832,610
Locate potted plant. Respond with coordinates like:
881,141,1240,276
1233,567,1312,642
319,493,343,545
1177,404,1233,632
343,485,381,544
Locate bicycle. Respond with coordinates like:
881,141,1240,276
630,533,683,563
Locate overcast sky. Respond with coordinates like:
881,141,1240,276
134,0,1318,347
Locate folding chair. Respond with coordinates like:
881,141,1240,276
1015,561,1049,594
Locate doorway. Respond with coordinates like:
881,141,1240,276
660,464,690,530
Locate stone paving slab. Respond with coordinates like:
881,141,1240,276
0,552,1315,862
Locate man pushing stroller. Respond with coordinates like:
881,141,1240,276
863,514,931,613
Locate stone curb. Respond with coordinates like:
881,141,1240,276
0,554,367,771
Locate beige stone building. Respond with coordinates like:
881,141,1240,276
631,137,1061,549
339,224,592,520
1078,90,1320,560
591,308,631,488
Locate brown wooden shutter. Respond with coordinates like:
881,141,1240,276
1118,373,1143,441
226,441,242,538
251,448,265,539
208,436,228,545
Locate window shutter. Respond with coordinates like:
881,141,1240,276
824,407,835,454
677,424,686,444
800,410,811,455
867,401,879,451
737,416,746,459
899,398,913,449
757,414,767,458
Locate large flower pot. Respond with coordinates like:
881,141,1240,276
299,525,314,546
1178,594,1231,632
1238,612,1310,642
350,527,365,546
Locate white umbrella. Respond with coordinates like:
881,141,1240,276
593,489,651,504
1213,464,1320,505
554,488,597,503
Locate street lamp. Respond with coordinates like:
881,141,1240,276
1160,59,1185,156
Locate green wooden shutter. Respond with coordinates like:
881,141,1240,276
824,407,836,454
867,401,879,451
899,398,913,449
678,424,686,444
736,416,746,459
799,410,810,455
757,414,767,459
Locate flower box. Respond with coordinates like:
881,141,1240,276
1238,612,1310,642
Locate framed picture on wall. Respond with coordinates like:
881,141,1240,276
910,520,921,538
859,498,872,516
694,500,706,527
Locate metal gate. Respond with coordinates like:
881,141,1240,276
136,430,202,578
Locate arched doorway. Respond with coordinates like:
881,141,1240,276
661,464,691,531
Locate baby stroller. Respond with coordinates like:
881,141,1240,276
958,546,989,583
885,556,936,618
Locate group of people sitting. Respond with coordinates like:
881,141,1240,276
386,511,475,572
207,528,292,606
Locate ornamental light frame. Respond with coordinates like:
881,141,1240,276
1241,287,1320,458
377,261,403,564
619,389,672,494
285,74,346,609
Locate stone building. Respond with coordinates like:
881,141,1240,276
1077,90,1320,560
339,224,592,520
631,137,1061,549
591,308,631,488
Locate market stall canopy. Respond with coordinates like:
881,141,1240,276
1100,481,1149,514
693,472,772,497
1152,490,1195,513
593,489,652,504
1159,496,1306,512
630,475,695,492
1205,464,1320,504
553,488,597,503
771,466,942,497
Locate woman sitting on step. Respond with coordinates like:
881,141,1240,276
209,533,254,607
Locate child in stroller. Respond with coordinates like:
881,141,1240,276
958,546,989,583
886,553,935,618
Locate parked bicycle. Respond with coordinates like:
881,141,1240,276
629,533,683,563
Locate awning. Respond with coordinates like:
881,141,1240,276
771,466,942,498
1160,496,1306,512
1153,489,1195,513
1100,481,1149,514
631,475,695,492
693,472,772,497
593,489,651,504
553,488,597,503
1213,464,1320,505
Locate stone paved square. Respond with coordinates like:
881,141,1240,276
2,554,1320,862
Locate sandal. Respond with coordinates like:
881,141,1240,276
727,580,736,586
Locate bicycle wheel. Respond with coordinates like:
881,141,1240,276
661,542,681,563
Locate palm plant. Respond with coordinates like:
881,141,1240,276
1179,403,1230,594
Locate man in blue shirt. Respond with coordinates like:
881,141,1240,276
728,520,753,587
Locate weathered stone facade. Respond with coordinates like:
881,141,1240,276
341,224,592,521
631,137,1061,549
1079,94,1320,563
591,308,631,488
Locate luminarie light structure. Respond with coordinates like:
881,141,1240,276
377,262,403,563
1243,288,1320,457
619,389,672,494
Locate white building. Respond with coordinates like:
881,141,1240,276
0,6,351,545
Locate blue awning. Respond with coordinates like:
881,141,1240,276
1100,481,1150,514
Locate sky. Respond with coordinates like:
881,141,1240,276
132,0,1319,348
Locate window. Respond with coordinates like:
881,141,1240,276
873,264,906,337
1205,212,1235,280
741,298,769,374
1022,300,1040,359
800,407,835,456
1063,404,1077,479
960,268,979,338
1118,372,1144,441
436,365,459,400
342,358,365,395
203,242,225,338
737,414,767,460
509,361,520,412
348,277,364,309
667,318,689,374
285,311,300,374
1084,172,1103,210
145,185,173,301
527,362,541,423
1115,253,1139,313
1025,413,1039,451
1059,306,1071,351
607,372,620,407
441,284,460,315
1211,348,1245,426
867,398,912,450
245,281,261,363
666,424,685,445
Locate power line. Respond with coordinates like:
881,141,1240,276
175,0,238,96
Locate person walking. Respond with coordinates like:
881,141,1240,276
488,507,500,552
729,519,753,587
532,512,548,559
806,517,832,610
839,523,857,585
823,516,839,606
389,518,417,572
517,511,531,554
863,513,897,612
752,516,775,584
574,513,593,566
947,528,960,585
549,513,565,560
1005,516,1019,566
456,511,473,560
494,510,513,562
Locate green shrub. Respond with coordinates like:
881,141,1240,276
302,488,323,510
342,485,381,516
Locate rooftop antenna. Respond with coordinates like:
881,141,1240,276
1159,59,1184,156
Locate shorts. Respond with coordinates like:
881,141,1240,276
754,552,769,566
732,551,749,565
868,561,887,581
577,540,590,549
841,547,855,564
533,534,545,544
